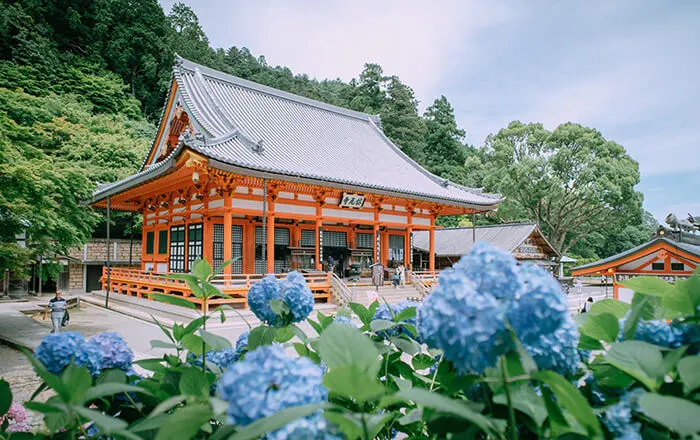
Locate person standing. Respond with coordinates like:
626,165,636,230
398,263,406,288
43,290,67,334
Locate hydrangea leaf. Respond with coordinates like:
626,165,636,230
394,306,417,322
393,388,496,434
61,363,93,404
678,356,700,395
581,313,619,342
619,277,672,297
199,330,232,350
589,357,636,388
190,258,212,282
390,336,420,355
180,334,211,356
589,299,630,319
83,383,152,404
179,367,209,399
324,411,364,439
318,322,381,377
227,403,327,440
492,383,548,426
247,326,277,350
605,341,664,391
21,348,71,402
666,279,696,317
0,379,11,417
275,326,295,343
638,393,700,437
349,302,372,325
149,293,196,310
324,365,385,402
412,354,435,370
153,403,213,440
73,405,128,434
535,370,603,439
370,319,397,333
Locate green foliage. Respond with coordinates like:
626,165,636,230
481,121,645,257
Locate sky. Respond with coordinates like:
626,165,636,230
160,0,699,223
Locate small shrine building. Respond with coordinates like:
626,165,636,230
90,57,501,307
572,234,700,302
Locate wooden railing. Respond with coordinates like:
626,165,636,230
409,270,439,297
101,267,332,312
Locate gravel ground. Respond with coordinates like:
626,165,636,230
0,342,52,430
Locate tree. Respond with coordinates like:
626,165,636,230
167,3,213,65
482,121,643,258
422,96,467,176
380,76,426,160
348,63,387,114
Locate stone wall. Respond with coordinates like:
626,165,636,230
68,264,83,291
67,239,141,263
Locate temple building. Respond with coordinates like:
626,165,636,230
572,229,700,302
412,223,559,270
90,57,501,307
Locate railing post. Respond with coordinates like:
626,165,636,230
352,282,356,302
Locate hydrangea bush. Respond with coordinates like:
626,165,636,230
3,251,699,440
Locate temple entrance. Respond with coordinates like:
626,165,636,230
322,230,350,277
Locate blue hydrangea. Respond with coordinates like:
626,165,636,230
418,242,577,375
333,315,354,326
523,317,580,376
191,330,250,369
218,344,328,429
89,332,133,371
266,412,344,440
248,272,314,326
615,427,642,440
618,313,688,348
418,270,510,373
35,332,85,374
508,264,568,344
235,330,249,352
74,340,104,376
280,271,314,323
248,274,282,324
603,389,644,436
452,241,520,300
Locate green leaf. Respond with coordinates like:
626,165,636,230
581,312,620,342
165,273,200,283
578,334,604,350
666,279,696,316
62,363,93,403
620,277,672,297
605,340,664,390
324,412,364,439
228,403,328,440
317,322,381,377
151,340,179,350
370,319,396,333
0,379,11,417
394,306,416,322
149,293,196,309
349,302,372,325
393,388,496,434
535,370,603,439
183,316,208,336
678,356,700,395
493,383,548,426
154,403,213,440
324,365,385,402
509,328,538,375
147,395,187,418
96,368,127,385
306,318,323,335
150,314,175,342
22,401,65,414
181,334,211,356
660,345,687,374
247,326,277,350
638,393,700,437
412,353,435,370
623,294,654,340
83,383,151,403
191,258,212,282
275,326,295,343
589,357,636,388
269,298,290,316
390,336,420,355
179,368,210,399
199,330,232,350
589,299,630,318
73,406,128,433
129,413,170,433
20,348,70,402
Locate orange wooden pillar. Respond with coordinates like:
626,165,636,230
202,193,213,265
428,227,436,271
315,219,322,270
404,227,412,270
381,230,389,266
266,195,275,274
223,193,232,278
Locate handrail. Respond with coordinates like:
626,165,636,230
329,273,352,306
409,270,438,298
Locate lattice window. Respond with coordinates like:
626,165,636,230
274,228,290,245
301,229,315,247
324,231,347,247
389,235,405,263
356,233,373,249
169,225,186,273
187,223,203,269
213,224,224,270
158,230,168,254
145,232,154,254
232,225,243,274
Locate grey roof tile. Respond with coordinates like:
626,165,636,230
572,237,700,272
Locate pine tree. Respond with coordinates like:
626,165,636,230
423,96,467,173
380,76,426,160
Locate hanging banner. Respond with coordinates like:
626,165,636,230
318,227,324,264
410,231,414,267
375,229,381,263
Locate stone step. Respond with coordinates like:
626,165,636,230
350,286,424,306
82,291,338,330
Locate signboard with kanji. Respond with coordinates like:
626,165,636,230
339,193,365,209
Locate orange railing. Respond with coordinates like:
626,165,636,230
101,267,332,311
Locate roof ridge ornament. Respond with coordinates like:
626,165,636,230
179,129,206,148
253,139,265,155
